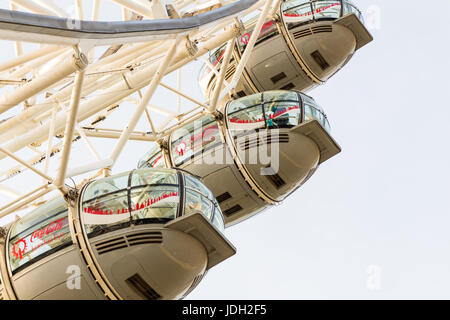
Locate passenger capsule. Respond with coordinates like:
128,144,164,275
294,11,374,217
198,0,372,99
0,168,234,300
138,90,341,226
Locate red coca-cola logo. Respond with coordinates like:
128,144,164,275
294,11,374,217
30,218,65,243
12,238,27,259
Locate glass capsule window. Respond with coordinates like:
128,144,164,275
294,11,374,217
198,43,227,82
81,169,179,237
226,91,302,132
303,102,331,133
282,1,363,28
237,19,279,52
211,206,225,232
137,146,165,169
184,172,224,232
170,114,222,166
343,0,363,22
8,197,72,273
226,90,331,133
81,168,225,237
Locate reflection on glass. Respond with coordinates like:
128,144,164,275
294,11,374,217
81,169,181,237
343,1,363,21
226,90,331,132
131,168,178,187
228,105,266,131
171,115,221,166
264,90,298,103
264,101,301,128
198,44,227,82
185,189,213,220
82,190,130,236
184,173,215,200
227,91,303,130
282,0,315,27
304,103,331,133
282,0,363,28
228,93,262,114
81,169,225,238
138,146,164,169
8,197,72,273
237,19,279,52
211,207,225,232
130,186,179,221
82,172,129,201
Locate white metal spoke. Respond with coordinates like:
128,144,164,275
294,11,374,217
0,0,264,218
55,65,87,191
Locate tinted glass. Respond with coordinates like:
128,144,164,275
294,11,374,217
130,185,179,221
184,189,213,220
81,169,181,237
170,115,221,165
138,146,165,169
264,101,301,128
237,19,279,52
131,168,178,187
211,207,225,232
9,197,71,273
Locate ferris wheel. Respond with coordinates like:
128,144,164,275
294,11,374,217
0,0,372,300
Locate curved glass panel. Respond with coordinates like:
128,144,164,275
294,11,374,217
264,101,301,128
237,19,279,52
227,91,302,131
8,197,71,273
263,91,301,128
130,169,179,222
199,19,278,80
303,103,331,133
227,90,331,133
184,189,213,220
282,1,363,28
263,90,299,103
131,168,178,187
170,114,221,166
183,173,225,232
82,172,129,201
184,173,215,201
130,186,179,221
227,93,264,132
312,1,342,20
282,0,316,26
211,206,225,232
137,146,165,169
81,169,180,237
198,43,227,82
81,171,131,236
343,1,363,21
81,169,222,237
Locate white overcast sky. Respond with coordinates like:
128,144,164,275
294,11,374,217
0,0,449,299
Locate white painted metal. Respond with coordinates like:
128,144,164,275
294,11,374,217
209,38,234,111
109,39,178,166
0,0,264,222
54,60,87,191
0,145,54,182
221,0,275,99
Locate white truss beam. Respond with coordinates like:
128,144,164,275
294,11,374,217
109,39,178,166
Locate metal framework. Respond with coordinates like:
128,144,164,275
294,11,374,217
0,0,282,221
